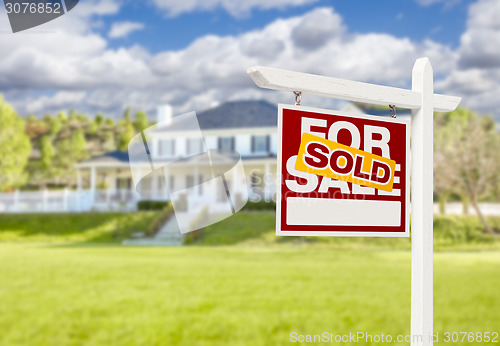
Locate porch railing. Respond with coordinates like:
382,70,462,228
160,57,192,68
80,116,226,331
0,189,154,213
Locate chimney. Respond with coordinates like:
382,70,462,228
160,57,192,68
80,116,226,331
157,104,173,125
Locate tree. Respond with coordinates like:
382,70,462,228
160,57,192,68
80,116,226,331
134,111,149,132
124,107,131,122
102,131,116,152
57,111,67,123
68,108,77,120
40,136,55,173
89,122,98,135
95,113,104,125
43,115,62,136
434,108,500,234
53,129,89,185
0,97,32,191
118,122,135,151
71,128,89,161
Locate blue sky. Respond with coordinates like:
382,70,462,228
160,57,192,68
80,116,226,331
0,0,499,120
107,0,472,52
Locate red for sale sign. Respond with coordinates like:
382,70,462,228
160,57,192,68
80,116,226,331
277,104,410,237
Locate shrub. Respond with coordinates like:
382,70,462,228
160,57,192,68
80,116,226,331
143,203,174,236
243,200,276,211
137,200,170,211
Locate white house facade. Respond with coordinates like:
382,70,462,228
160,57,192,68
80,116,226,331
72,100,279,211
0,101,411,213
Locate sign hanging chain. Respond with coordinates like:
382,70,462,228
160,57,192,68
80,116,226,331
389,104,397,118
294,91,302,106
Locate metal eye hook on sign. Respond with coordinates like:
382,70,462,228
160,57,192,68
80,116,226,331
389,104,397,118
294,91,302,106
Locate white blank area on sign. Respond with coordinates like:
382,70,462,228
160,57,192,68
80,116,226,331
286,197,401,227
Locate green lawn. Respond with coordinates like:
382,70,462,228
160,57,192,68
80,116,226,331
0,244,498,345
1,211,500,250
0,212,499,345
0,212,157,243
200,211,500,251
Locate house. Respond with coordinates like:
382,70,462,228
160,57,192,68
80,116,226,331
73,100,279,211
0,101,410,213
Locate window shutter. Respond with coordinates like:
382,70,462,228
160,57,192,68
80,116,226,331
231,137,235,151
251,136,255,153
186,138,191,155
218,137,222,150
266,135,270,153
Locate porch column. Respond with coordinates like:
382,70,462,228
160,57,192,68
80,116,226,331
151,171,156,199
232,163,238,193
194,166,199,195
134,167,142,202
77,169,82,191
163,166,170,200
106,185,111,204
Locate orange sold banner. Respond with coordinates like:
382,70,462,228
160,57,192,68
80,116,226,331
295,133,396,192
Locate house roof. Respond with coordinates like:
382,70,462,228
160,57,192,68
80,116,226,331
76,101,406,167
77,150,130,166
77,149,276,167
196,100,277,129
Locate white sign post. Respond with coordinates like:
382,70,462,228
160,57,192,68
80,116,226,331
248,58,461,346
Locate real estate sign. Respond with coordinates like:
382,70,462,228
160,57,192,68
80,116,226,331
277,104,410,237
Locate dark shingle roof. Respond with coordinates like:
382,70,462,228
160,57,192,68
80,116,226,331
79,150,130,164
197,100,277,129
79,101,277,165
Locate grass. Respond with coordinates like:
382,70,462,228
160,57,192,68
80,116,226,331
0,212,499,345
199,212,500,250
1,211,500,250
0,212,157,243
0,244,498,345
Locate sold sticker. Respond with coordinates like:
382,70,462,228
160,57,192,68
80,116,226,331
295,133,396,192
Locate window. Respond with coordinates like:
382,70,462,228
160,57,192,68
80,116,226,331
252,135,269,153
158,139,175,157
186,175,194,189
218,136,234,151
186,138,203,156
116,178,132,190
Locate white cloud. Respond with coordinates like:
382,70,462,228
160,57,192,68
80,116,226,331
108,21,145,38
2,2,499,121
150,0,318,18
465,0,500,30
436,0,500,117
290,7,344,50
414,0,461,7
24,91,87,114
